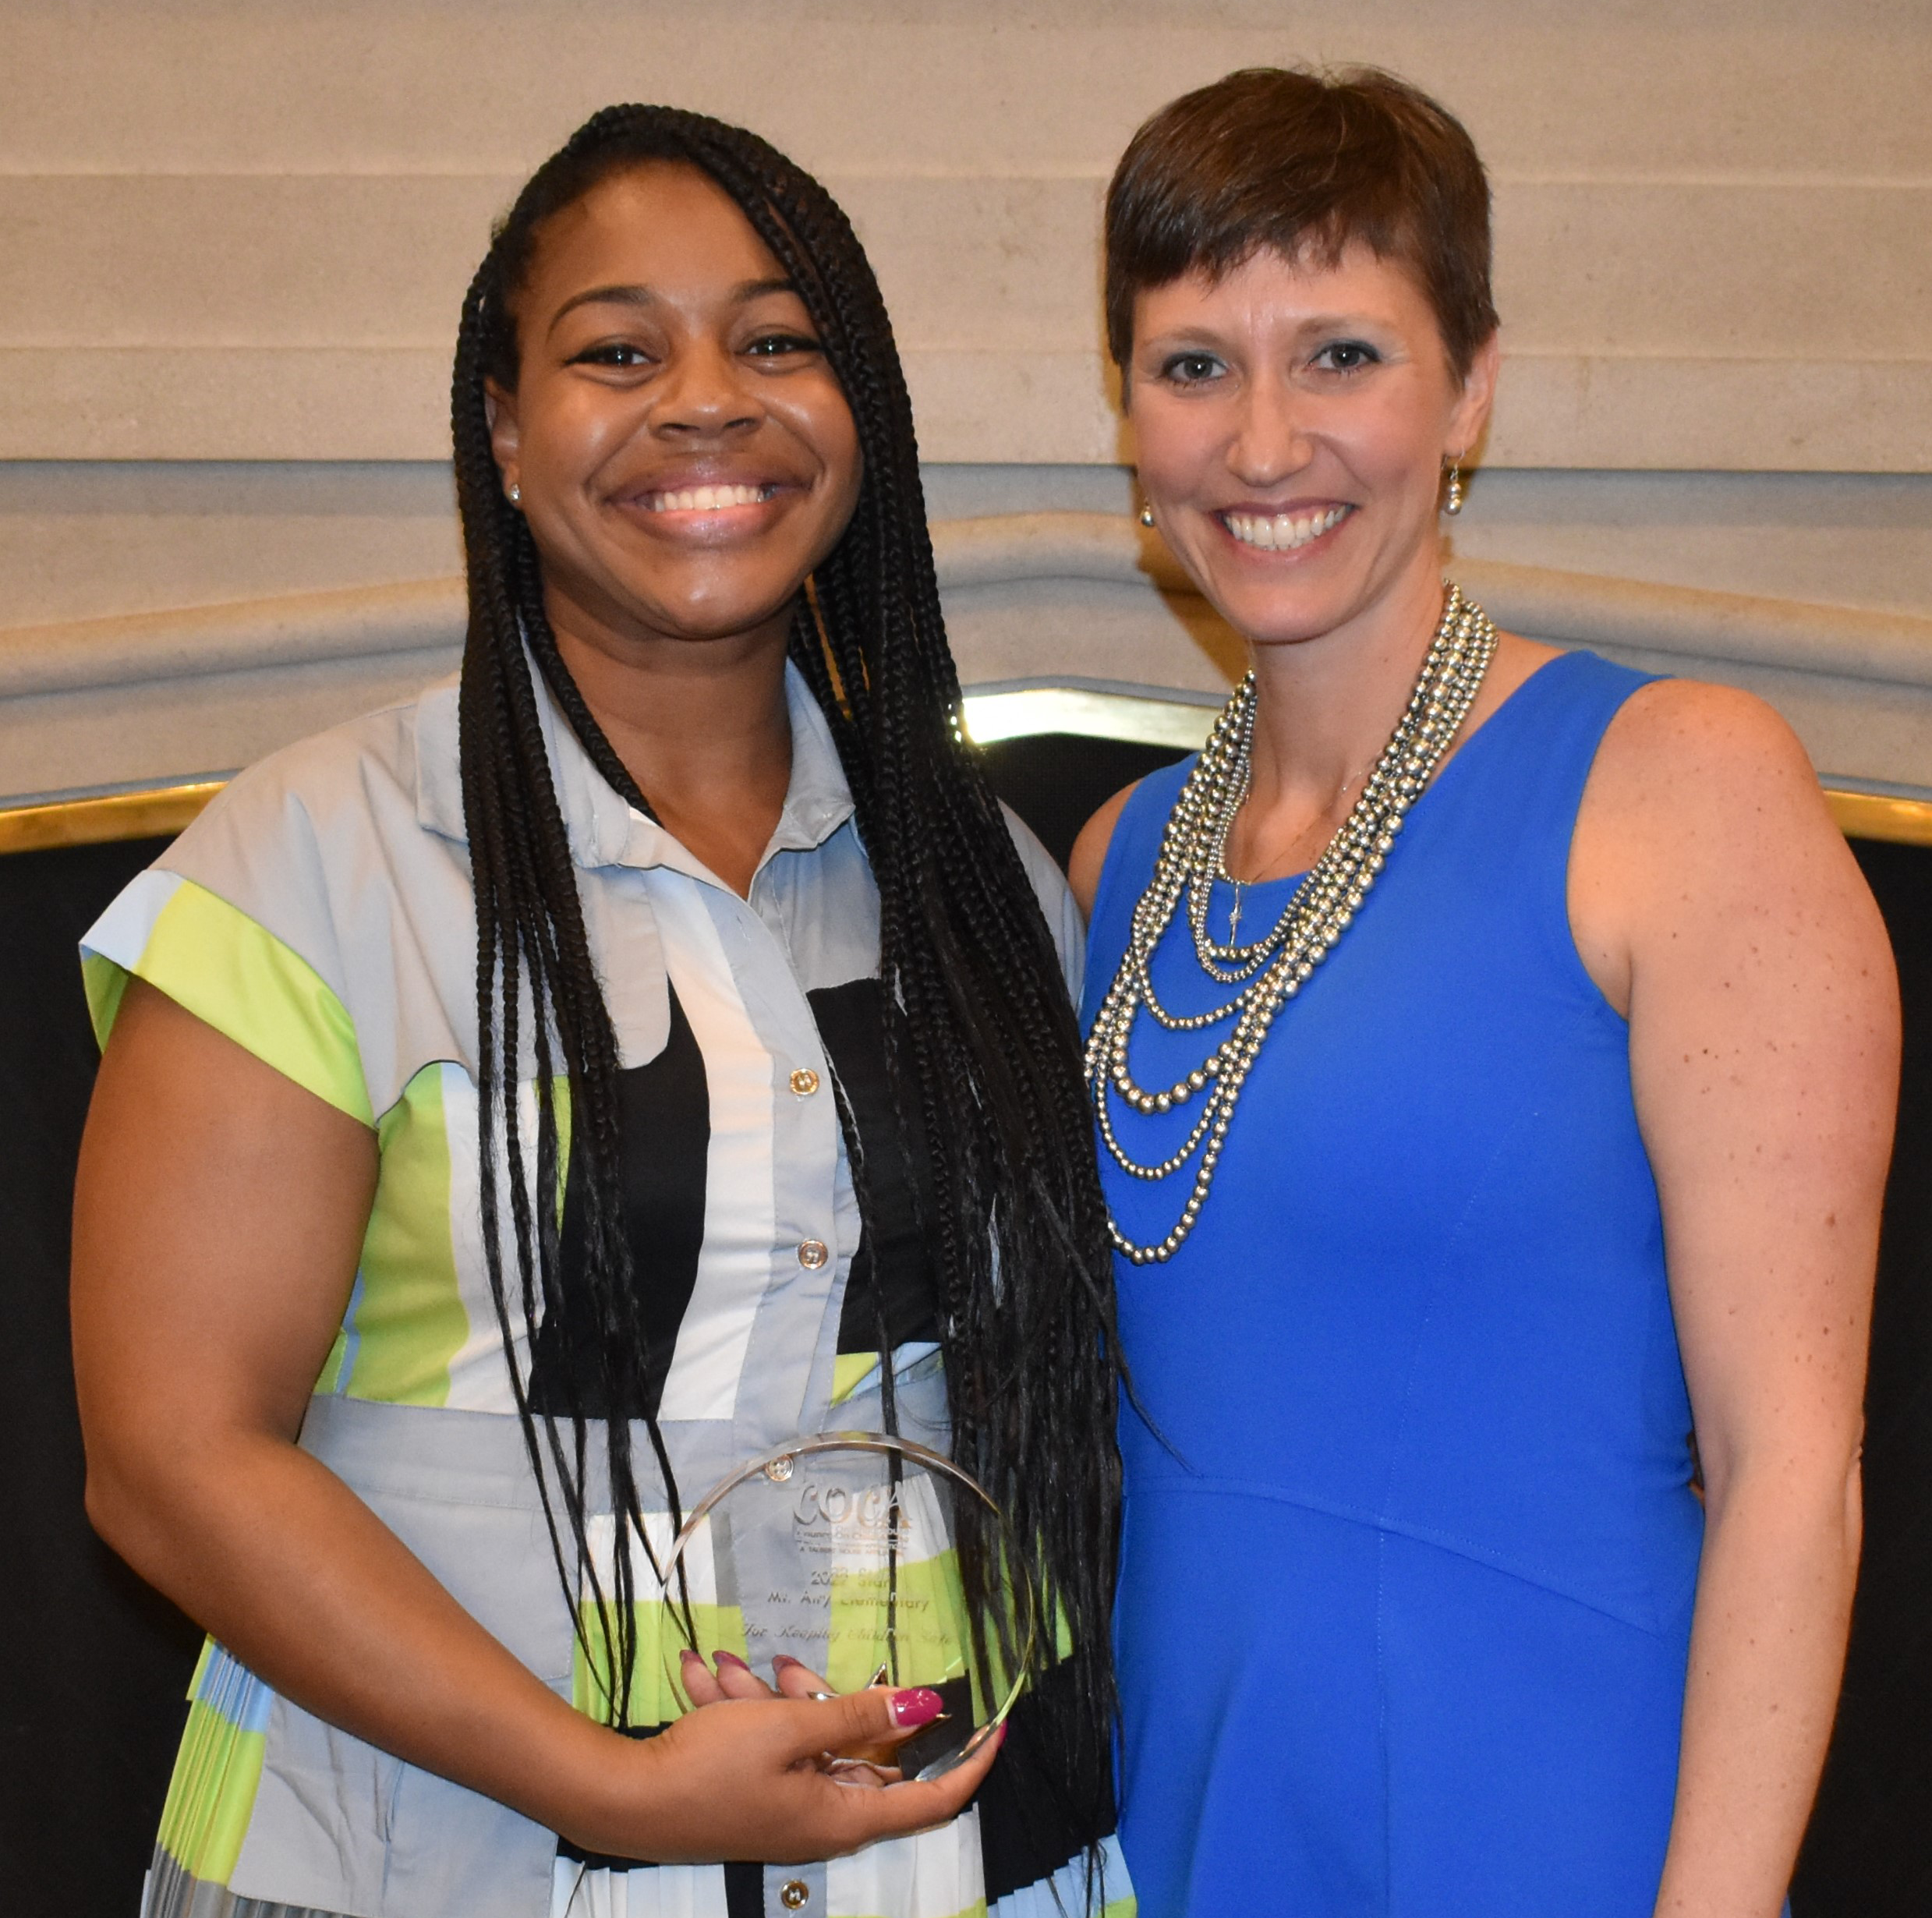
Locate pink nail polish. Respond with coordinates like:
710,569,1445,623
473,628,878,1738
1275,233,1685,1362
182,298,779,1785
713,1651,751,1673
888,1687,945,1729
771,1654,802,1673
678,1648,704,1666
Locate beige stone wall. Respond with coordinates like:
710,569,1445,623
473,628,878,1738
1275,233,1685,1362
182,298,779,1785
8,0,1930,471
3,0,1930,801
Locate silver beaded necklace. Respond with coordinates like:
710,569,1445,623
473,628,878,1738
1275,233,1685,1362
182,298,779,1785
1085,583,1499,1265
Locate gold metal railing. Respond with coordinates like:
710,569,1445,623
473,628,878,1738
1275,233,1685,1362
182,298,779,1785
5,680,1931,855
0,780,228,855
1817,790,1932,848
5,775,1930,859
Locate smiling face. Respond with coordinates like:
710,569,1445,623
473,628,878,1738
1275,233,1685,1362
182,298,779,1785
1127,242,1498,654
487,161,862,660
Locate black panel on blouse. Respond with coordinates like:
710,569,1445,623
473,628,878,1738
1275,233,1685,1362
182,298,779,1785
807,977,941,1354
526,983,709,1421
526,973,940,1421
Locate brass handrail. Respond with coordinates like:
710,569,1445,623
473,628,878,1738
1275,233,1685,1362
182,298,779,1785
1822,789,1932,849
0,780,228,855
5,733,1931,859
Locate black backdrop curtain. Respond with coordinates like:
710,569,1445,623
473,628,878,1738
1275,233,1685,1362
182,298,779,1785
2,739,1927,1915
1,834,204,1913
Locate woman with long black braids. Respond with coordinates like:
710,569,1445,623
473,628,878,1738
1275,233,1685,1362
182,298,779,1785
71,106,1131,1918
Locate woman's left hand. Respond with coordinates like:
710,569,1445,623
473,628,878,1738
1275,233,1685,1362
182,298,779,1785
679,1651,904,1782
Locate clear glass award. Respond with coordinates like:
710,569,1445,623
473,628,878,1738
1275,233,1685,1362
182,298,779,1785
662,1432,1033,1780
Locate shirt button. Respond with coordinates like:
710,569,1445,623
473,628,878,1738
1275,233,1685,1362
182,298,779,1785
789,1067,820,1097
796,1240,830,1269
780,1884,810,1911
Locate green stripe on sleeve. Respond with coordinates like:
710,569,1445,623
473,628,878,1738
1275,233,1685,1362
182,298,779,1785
80,950,133,1049
128,879,373,1126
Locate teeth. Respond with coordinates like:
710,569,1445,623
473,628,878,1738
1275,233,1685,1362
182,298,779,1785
1223,504,1350,551
644,483,770,512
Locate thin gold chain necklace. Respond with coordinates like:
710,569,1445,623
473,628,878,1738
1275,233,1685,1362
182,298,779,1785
1085,584,1499,1265
1216,745,1375,947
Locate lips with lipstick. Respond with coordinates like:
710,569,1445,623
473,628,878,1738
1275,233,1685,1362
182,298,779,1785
1222,504,1352,552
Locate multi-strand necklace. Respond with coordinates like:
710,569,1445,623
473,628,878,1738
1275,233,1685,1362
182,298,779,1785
1085,584,1499,1265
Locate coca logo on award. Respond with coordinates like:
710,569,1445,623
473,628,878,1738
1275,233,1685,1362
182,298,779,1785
793,1479,914,1542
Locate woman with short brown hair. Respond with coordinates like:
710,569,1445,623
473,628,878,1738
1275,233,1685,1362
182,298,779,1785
1074,65,1894,1918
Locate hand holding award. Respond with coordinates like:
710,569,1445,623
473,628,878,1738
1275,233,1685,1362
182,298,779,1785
663,1433,1034,1782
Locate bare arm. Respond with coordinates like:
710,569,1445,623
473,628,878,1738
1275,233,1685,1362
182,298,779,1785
72,980,993,1863
1570,684,1898,1918
1068,780,1140,921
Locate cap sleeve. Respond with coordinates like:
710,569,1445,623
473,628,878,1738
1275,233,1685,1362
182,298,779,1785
82,867,374,1128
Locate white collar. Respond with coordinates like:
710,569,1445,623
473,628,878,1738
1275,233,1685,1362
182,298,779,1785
415,654,856,882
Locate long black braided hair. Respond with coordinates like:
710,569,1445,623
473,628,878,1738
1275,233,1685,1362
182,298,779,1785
450,104,1120,1819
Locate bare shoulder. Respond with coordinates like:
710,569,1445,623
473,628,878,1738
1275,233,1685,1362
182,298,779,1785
1067,779,1141,921
1571,676,1892,1015
1581,677,1835,858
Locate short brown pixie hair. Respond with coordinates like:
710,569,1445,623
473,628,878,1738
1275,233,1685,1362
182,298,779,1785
1105,66,1499,380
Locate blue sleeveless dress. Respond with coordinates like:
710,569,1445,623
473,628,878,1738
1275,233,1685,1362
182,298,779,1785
1085,651,1702,1918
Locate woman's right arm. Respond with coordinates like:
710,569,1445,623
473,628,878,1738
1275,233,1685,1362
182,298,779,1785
1067,780,1140,920
72,978,989,1863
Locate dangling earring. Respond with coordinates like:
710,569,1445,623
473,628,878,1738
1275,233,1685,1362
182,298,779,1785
1442,458,1464,517
507,482,522,507
1139,504,1155,528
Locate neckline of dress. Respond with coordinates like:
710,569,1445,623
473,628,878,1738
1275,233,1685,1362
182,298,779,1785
1207,646,1576,895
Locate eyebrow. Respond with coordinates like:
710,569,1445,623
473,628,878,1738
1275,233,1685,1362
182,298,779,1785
545,276,799,338
1142,312,1383,344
